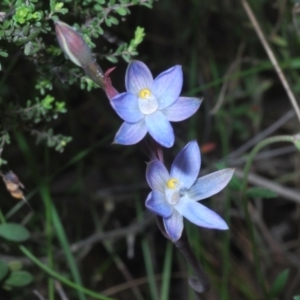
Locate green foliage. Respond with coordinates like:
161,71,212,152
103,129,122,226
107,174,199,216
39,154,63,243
0,261,33,291
0,0,153,300
0,0,150,161
3,270,33,288
246,187,277,199
0,223,30,242
32,129,73,152
0,261,9,282
269,269,289,299
105,26,145,62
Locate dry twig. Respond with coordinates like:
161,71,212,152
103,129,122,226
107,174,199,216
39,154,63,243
240,0,300,124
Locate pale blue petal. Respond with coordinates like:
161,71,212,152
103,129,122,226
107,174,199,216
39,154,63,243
175,197,228,230
145,191,172,218
146,160,169,193
153,65,183,110
170,141,200,189
163,209,184,242
113,120,147,145
145,111,174,148
126,61,153,95
188,169,234,201
111,92,144,123
162,97,202,121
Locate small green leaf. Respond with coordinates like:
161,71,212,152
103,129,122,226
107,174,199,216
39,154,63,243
294,296,300,300
246,187,277,199
4,271,33,287
115,7,127,16
269,269,289,298
50,0,56,12
94,4,103,11
106,56,118,63
108,16,119,25
132,26,145,46
0,261,9,282
0,51,8,57
0,223,30,242
96,26,103,35
54,2,64,11
105,18,111,27
24,42,32,55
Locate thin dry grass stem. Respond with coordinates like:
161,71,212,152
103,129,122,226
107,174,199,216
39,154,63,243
33,290,47,300
282,237,300,251
247,202,286,261
210,43,245,115
241,0,300,124
234,168,300,204
101,272,185,296
71,214,154,251
231,145,296,166
228,110,295,160
101,232,144,300
292,4,300,39
0,215,155,266
55,281,70,300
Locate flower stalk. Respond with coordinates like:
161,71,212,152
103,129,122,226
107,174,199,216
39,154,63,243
157,217,210,296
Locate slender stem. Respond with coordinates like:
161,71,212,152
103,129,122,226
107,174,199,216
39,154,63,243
0,188,113,299
240,0,300,124
216,107,231,300
174,229,210,295
0,208,6,224
240,134,299,298
156,217,210,297
15,132,55,299
19,245,115,300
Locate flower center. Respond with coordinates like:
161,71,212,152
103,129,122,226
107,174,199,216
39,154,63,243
166,178,179,189
165,178,180,205
138,88,158,114
139,88,151,99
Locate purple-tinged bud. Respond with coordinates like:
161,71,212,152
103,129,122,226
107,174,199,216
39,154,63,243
55,20,93,68
54,20,118,96
103,67,119,100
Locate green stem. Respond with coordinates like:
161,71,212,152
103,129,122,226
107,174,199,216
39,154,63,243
14,131,55,299
40,183,55,300
240,134,298,298
216,113,230,300
0,209,6,224
242,135,298,189
19,245,115,300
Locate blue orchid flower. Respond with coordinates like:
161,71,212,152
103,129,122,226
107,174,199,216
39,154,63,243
145,141,234,242
111,61,202,148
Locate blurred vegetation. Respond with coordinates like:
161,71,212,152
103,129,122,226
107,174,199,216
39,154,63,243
1,0,300,299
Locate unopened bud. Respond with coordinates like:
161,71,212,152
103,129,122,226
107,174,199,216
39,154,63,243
55,20,106,89
55,20,93,68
